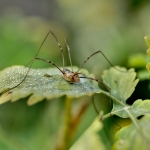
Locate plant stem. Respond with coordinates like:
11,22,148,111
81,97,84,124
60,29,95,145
101,91,140,129
63,97,73,150
56,98,90,150
56,97,73,150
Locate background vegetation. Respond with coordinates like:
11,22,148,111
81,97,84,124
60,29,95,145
0,0,150,149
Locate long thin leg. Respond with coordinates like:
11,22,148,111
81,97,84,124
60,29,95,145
65,39,73,72
77,50,127,73
1,31,52,95
35,57,64,74
81,76,121,129
50,31,65,70
91,96,99,114
79,76,110,91
1,30,66,95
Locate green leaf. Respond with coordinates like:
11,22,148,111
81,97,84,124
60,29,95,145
111,99,150,118
101,67,150,119
128,53,148,68
146,62,150,72
0,66,101,105
112,114,150,150
144,35,150,48
145,36,150,73
70,117,106,150
102,67,138,104
147,49,150,57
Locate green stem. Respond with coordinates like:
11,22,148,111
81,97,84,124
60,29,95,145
101,91,140,129
56,98,89,150
101,91,126,107
63,97,73,150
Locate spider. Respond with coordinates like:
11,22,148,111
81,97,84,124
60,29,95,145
1,31,125,102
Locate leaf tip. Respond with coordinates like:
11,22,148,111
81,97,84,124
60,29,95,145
0,93,12,104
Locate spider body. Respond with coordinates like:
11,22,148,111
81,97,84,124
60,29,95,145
1,30,125,96
63,69,80,82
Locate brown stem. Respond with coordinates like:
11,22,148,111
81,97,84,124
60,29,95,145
55,98,90,150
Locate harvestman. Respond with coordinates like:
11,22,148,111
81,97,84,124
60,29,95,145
1,31,126,103
1,30,128,128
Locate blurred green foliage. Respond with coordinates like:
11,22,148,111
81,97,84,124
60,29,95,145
0,0,150,149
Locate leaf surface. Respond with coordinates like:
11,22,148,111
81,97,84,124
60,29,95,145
112,114,150,150
0,66,101,105
70,117,106,150
102,67,150,118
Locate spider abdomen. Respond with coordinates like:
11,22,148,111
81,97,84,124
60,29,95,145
63,69,80,82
